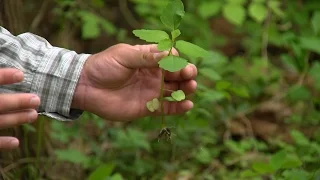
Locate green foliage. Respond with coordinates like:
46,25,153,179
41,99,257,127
146,98,160,112
158,55,188,72
175,40,210,58
160,0,185,30
132,29,169,43
171,90,185,101
88,163,115,180
10,0,320,179
223,3,246,26
55,149,91,167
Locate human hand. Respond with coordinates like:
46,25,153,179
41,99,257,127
72,44,197,121
0,68,40,150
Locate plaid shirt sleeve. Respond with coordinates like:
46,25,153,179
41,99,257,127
0,27,90,121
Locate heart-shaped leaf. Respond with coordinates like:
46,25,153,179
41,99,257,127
133,29,169,43
171,90,185,101
158,55,188,72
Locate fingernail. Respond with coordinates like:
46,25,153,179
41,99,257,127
185,66,193,79
153,53,161,60
28,110,38,123
13,71,24,82
30,96,40,106
10,139,19,148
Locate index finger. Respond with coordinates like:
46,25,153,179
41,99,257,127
164,63,197,81
134,44,179,56
0,137,19,150
0,68,24,85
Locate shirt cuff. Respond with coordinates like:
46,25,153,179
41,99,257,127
30,46,90,121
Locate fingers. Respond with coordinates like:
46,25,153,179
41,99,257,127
132,44,180,68
163,100,194,115
164,80,197,96
0,93,40,112
0,68,24,85
114,44,166,69
164,63,197,81
0,109,38,129
134,44,160,53
134,44,179,56
148,100,193,116
0,137,19,150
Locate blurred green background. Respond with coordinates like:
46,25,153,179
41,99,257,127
0,0,319,179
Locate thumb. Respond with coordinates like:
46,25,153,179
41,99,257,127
123,47,168,69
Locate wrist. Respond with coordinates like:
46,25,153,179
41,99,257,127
71,56,91,110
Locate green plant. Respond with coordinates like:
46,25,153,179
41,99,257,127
132,0,209,141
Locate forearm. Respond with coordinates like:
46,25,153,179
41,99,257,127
0,27,90,121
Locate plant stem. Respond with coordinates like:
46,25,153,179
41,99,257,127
159,47,174,128
160,69,166,127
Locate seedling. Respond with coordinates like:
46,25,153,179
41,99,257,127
132,0,209,141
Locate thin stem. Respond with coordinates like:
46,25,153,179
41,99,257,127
160,69,166,127
159,47,174,128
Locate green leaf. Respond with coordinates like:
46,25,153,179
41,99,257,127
312,11,320,35
157,39,173,51
110,173,124,180
175,40,210,58
78,11,101,39
88,163,115,180
82,19,100,39
198,1,222,19
160,0,185,30
270,150,287,170
309,62,320,90
223,4,246,26
171,90,185,101
101,19,116,35
158,55,188,72
194,147,212,164
146,98,160,112
230,86,250,98
240,170,258,178
146,101,155,112
299,37,320,54
171,29,181,40
248,2,267,23
199,68,222,81
268,0,284,17
290,130,310,146
252,162,274,174
152,98,160,110
133,29,169,43
287,85,311,102
202,90,229,102
281,155,303,169
55,149,90,167
215,80,232,91
282,169,310,180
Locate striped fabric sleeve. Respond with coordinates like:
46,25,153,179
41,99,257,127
0,27,90,121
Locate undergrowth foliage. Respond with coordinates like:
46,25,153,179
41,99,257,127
132,0,209,141
1,0,320,180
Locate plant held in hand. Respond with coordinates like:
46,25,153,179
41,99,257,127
132,0,209,141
